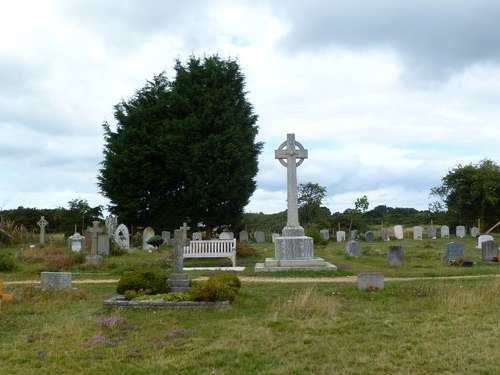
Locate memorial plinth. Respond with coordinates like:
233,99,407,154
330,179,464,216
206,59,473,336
255,134,336,272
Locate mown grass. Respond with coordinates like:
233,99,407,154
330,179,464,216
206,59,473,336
0,278,499,374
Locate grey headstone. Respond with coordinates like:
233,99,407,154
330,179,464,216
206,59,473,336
40,272,72,290
97,234,110,256
394,225,403,240
192,232,202,241
365,231,374,242
344,240,362,257
162,231,171,246
336,231,346,242
456,226,465,238
350,230,358,240
440,225,450,238
470,227,479,237
477,234,494,249
413,226,423,240
114,224,130,250
271,233,280,243
320,229,330,240
387,246,404,266
219,232,231,240
142,227,155,250
381,228,390,241
446,242,464,263
481,240,499,264
239,230,249,242
37,216,49,246
358,273,384,291
105,215,118,236
89,221,103,255
427,226,436,239
255,231,265,243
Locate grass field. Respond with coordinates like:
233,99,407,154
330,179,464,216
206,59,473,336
0,234,499,374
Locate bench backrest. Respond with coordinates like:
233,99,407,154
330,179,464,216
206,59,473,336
185,239,236,255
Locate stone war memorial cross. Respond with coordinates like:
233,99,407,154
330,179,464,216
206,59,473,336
37,216,49,245
255,133,336,272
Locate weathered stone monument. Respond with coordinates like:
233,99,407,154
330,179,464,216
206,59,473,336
37,216,48,245
470,227,480,237
86,221,104,264
476,234,493,249
68,232,85,252
254,231,265,243
105,215,118,236
239,230,249,242
162,231,172,246
365,231,374,242
456,226,465,238
344,240,362,257
167,223,190,292
40,272,72,290
358,273,384,291
320,229,330,241
387,246,404,266
142,227,155,250
440,225,450,238
381,228,390,241
445,242,464,263
219,232,231,240
394,225,404,240
114,224,130,251
336,231,346,242
481,240,499,264
255,134,336,271
427,226,436,239
413,226,423,240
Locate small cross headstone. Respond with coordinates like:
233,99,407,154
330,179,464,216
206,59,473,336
387,246,404,266
413,226,423,240
481,240,499,264
336,231,346,242
142,227,155,250
239,230,249,242
320,229,330,240
446,242,464,263
456,226,465,238
0,280,13,309
470,227,480,237
394,225,404,240
365,231,374,242
344,240,362,257
255,231,265,243
168,223,190,292
440,225,450,238
89,221,103,255
37,216,48,245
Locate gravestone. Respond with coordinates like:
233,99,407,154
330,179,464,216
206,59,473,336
387,246,404,266
381,228,390,241
227,232,234,239
365,231,374,242
358,273,384,291
219,232,231,240
255,134,335,271
481,240,499,264
37,216,48,245
114,224,130,250
97,235,110,256
167,223,190,292
255,231,265,243
477,234,494,249
142,227,155,250
456,226,465,238
320,229,330,241
470,227,480,237
105,215,118,236
271,233,280,243
162,231,172,246
413,226,423,240
446,242,464,263
239,230,249,242
192,232,202,241
394,225,404,240
89,221,103,255
40,272,72,290
83,229,92,248
68,232,85,252
350,230,358,240
440,225,450,238
427,226,436,239
336,231,346,242
344,240,362,257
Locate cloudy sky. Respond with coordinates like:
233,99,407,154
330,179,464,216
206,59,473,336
1,0,499,217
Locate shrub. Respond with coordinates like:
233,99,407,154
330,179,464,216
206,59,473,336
236,244,258,258
189,273,241,302
0,252,16,271
146,235,164,249
208,273,241,290
116,269,169,295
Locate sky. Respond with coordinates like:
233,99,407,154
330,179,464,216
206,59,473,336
1,0,500,217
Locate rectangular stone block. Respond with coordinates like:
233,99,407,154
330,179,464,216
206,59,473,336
40,272,72,290
358,273,384,290
274,236,314,260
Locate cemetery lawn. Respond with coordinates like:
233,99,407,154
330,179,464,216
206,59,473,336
0,277,499,374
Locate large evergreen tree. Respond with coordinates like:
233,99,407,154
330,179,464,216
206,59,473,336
98,56,263,231
430,159,500,229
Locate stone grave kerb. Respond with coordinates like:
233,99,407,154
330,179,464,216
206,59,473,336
0,280,13,309
37,216,49,245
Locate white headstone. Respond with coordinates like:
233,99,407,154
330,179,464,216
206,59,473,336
456,226,465,238
413,226,423,240
143,227,155,250
192,232,202,241
440,225,450,238
219,232,231,240
239,230,249,242
320,229,330,240
271,233,280,243
114,224,130,250
336,231,346,242
68,232,85,252
255,231,265,243
394,225,404,240
470,227,480,237
477,234,494,249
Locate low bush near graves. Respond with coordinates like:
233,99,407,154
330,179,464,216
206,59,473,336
116,269,169,296
0,252,16,271
189,273,241,302
236,243,259,258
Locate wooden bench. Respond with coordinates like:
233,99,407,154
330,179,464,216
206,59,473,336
183,239,236,267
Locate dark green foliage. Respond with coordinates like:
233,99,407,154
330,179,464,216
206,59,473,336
0,252,16,271
189,273,241,302
116,269,169,295
146,235,164,248
236,243,259,258
305,224,327,245
430,159,500,229
98,55,262,231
